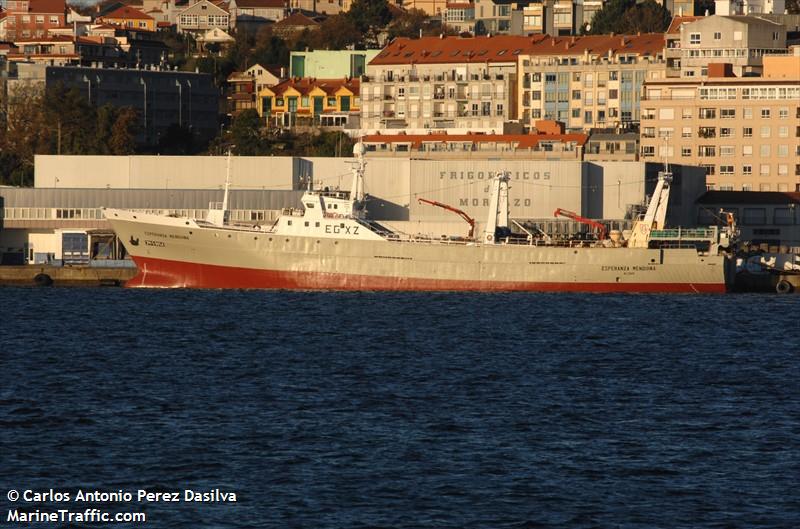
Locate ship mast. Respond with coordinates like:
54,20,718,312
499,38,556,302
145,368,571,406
207,149,232,227
628,155,672,248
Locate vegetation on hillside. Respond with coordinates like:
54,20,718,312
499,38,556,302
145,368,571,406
587,0,671,35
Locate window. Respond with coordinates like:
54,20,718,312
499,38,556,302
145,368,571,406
743,165,752,175
642,146,655,157
760,126,771,138
584,110,592,124
609,89,618,99
532,109,541,119
690,33,700,45
572,90,581,100
682,127,692,138
744,207,768,225
681,146,692,157
719,165,734,175
743,127,753,137
778,164,788,175
682,108,692,119
778,145,788,157
49,15,59,24
743,145,753,156
779,108,789,118
532,73,541,82
761,108,770,118
779,126,789,138
744,108,752,119
774,208,795,225
532,90,541,101
760,164,770,175
699,146,716,157
571,108,580,118
721,128,733,138
36,15,44,23
714,32,721,40
721,146,735,157
721,109,735,119
496,103,504,116
760,145,770,157
699,108,716,119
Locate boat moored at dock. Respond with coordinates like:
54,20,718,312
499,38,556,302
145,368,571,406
104,145,738,292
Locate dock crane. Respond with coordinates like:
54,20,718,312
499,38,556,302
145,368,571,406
417,197,476,239
553,208,607,240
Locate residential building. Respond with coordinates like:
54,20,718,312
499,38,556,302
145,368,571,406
288,0,343,14
196,27,235,52
1,0,66,41
361,35,539,135
229,0,287,29
661,0,695,16
257,77,360,130
272,11,320,37
474,0,516,34
520,0,579,36
176,0,230,35
518,34,666,132
664,15,702,77
714,0,785,15
289,50,380,78
227,63,283,115
584,131,639,161
678,15,787,78
444,2,476,34
639,59,800,192
400,0,449,16
98,6,157,32
361,130,588,160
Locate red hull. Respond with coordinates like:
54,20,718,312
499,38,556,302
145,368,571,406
128,256,727,293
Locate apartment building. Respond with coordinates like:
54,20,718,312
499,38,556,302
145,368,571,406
639,58,800,192
714,0,785,15
474,0,517,34
664,15,701,77
662,0,695,16
521,0,577,36
289,50,380,79
518,34,666,132
444,2,476,34
2,0,66,40
678,15,786,78
360,35,541,135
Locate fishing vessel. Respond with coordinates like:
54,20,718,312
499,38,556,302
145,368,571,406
103,145,737,292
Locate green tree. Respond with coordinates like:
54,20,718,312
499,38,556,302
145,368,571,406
589,0,669,34
786,0,800,12
229,109,267,155
309,15,362,50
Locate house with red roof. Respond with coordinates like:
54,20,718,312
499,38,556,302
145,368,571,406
98,6,157,32
2,0,67,40
257,77,360,130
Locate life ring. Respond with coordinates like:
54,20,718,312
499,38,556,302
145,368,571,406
775,279,793,294
486,234,493,242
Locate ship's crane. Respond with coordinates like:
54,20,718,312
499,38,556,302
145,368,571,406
553,208,607,240
417,197,476,239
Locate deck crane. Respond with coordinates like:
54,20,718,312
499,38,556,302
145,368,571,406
553,208,607,240
417,197,476,239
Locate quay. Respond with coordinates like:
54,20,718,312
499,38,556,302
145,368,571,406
0,265,136,287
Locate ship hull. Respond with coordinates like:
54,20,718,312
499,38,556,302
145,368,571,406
106,210,730,293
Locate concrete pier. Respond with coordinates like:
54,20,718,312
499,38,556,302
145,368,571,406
0,266,136,287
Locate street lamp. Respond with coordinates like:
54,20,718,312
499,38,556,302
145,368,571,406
139,77,147,141
175,79,182,127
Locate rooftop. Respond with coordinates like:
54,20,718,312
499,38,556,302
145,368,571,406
361,132,588,149
370,34,665,65
101,6,154,21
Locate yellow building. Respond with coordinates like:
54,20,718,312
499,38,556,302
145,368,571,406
99,6,157,31
258,77,360,129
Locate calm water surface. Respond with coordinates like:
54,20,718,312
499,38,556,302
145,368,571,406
1,289,799,528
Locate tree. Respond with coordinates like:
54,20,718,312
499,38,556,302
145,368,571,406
229,109,268,155
309,15,362,50
588,0,669,35
786,0,800,12
110,107,140,155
